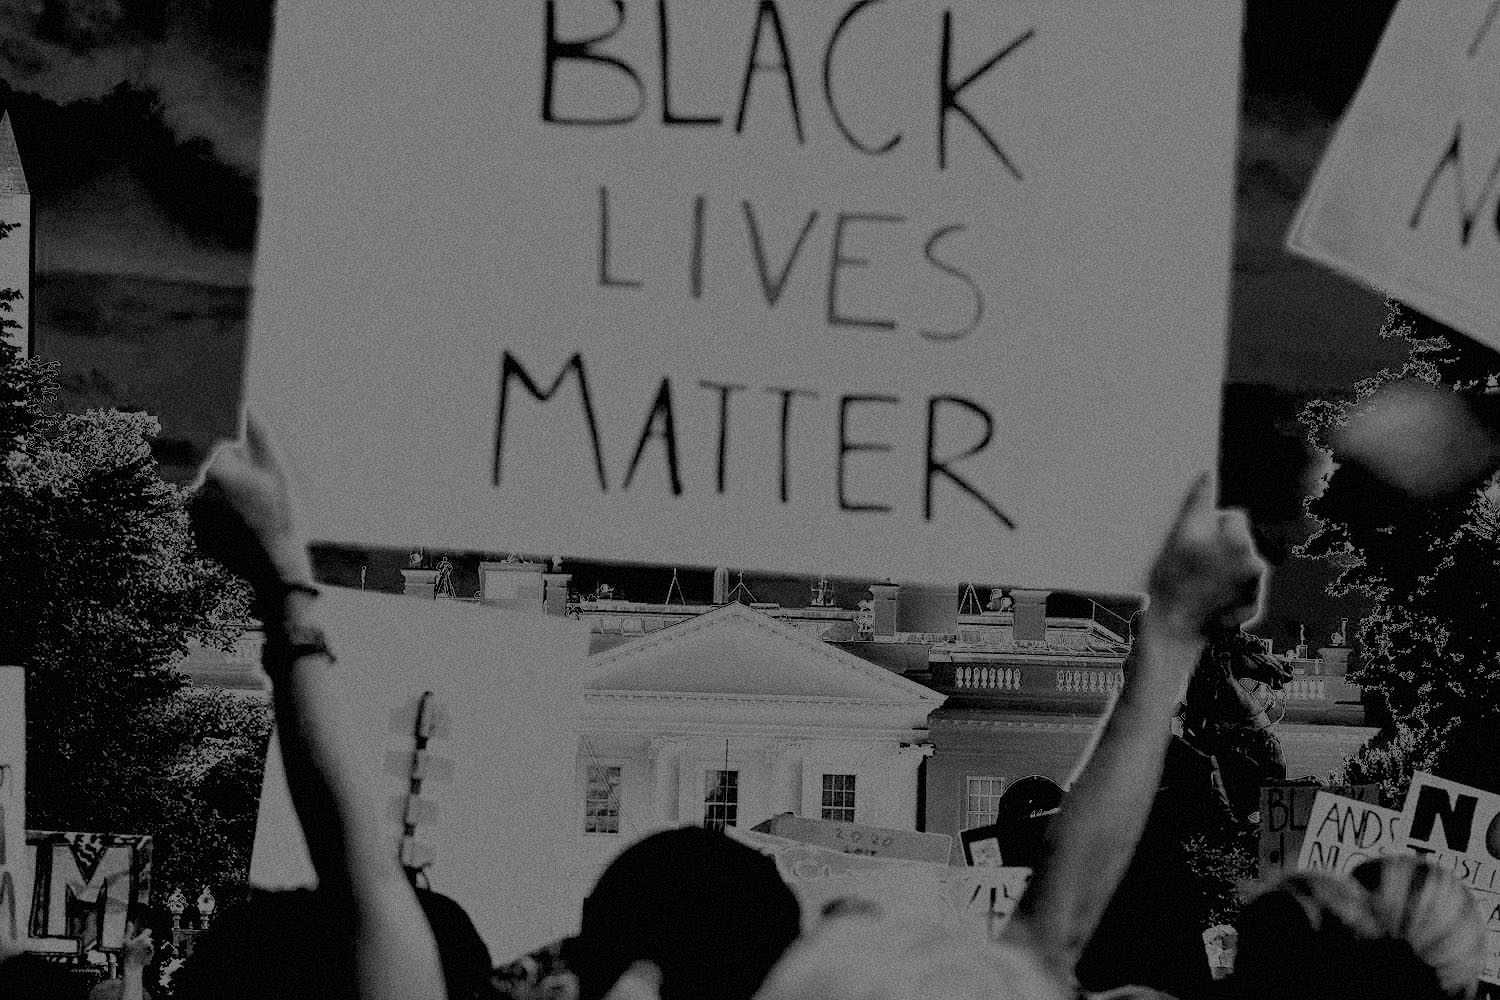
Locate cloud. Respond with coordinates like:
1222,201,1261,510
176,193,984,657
0,0,270,175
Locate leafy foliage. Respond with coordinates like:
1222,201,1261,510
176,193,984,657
0,228,265,900
1182,830,1256,927
1301,301,1500,792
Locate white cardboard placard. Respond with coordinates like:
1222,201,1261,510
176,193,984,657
250,588,587,959
246,1,1242,592
1295,790,1408,876
729,827,1030,939
1398,772,1500,984
1290,0,1500,351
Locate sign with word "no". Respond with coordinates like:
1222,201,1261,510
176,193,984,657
1291,0,1500,353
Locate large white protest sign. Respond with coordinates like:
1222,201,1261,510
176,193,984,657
1295,791,1408,875
250,588,588,958
1290,0,1500,351
1401,772,1500,894
0,668,26,951
729,827,1030,940
246,2,1242,592
1399,772,1500,984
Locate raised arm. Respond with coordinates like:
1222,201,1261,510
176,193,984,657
1000,474,1265,986
192,417,447,1000
116,925,153,1000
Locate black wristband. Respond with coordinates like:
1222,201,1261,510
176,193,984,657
253,579,321,623
262,622,336,676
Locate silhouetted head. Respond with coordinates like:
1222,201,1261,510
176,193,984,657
171,886,492,1000
574,827,800,1000
753,915,1067,1000
1350,856,1487,1000
1231,859,1484,1000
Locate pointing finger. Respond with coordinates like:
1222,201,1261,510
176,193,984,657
243,413,277,469
1167,472,1216,538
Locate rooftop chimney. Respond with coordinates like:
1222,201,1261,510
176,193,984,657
869,583,899,638
900,583,959,636
543,572,572,617
1012,589,1050,643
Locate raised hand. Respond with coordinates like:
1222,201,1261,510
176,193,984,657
190,416,313,603
121,925,154,971
1145,473,1265,640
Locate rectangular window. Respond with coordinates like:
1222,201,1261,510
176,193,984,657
965,776,1006,829
584,765,621,834
703,769,739,831
820,774,857,822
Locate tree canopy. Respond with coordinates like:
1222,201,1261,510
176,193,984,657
0,218,266,902
1300,300,1500,798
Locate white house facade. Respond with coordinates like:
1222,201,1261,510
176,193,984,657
572,603,946,889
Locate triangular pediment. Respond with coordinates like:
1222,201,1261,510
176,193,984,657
583,603,944,705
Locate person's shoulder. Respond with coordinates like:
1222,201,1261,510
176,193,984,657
1085,987,1186,1000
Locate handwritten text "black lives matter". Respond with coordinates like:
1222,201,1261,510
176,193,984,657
493,2,1034,527
546,0,1034,342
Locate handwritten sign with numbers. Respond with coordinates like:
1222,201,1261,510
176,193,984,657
1295,791,1408,875
729,826,1029,939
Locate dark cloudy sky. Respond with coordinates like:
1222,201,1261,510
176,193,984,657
0,2,1426,635
1,2,1409,393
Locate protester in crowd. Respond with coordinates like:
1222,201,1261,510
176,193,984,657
571,826,800,1000
1225,855,1485,1000
1078,623,1289,995
196,423,1269,1000
87,922,155,1000
1074,736,1241,998
197,422,1485,1000
493,827,800,1000
755,913,1066,1000
1000,476,1265,990
190,419,449,1000
169,885,493,1000
491,934,580,1000
193,418,803,1000
755,475,1268,1000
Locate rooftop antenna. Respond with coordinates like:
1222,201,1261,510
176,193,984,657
665,568,686,606
959,583,983,616
726,571,757,605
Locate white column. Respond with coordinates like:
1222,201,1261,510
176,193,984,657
889,742,935,829
766,741,806,817
649,737,685,826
